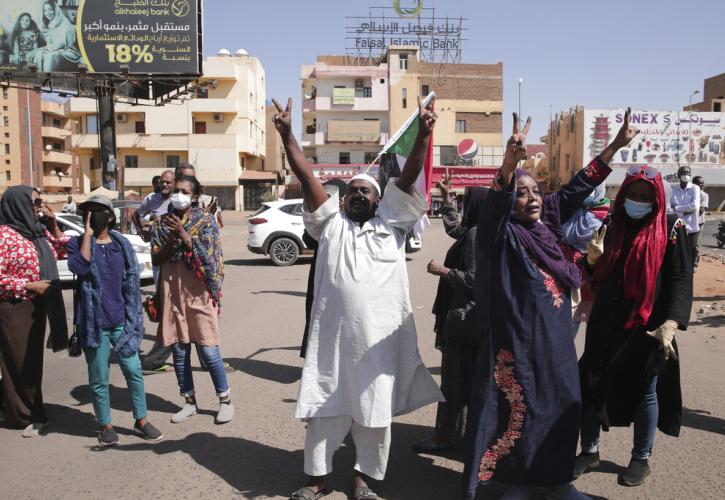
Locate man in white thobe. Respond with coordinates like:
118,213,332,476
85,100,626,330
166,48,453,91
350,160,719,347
272,96,443,500
671,166,701,269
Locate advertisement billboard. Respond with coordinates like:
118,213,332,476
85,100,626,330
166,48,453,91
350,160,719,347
583,109,725,167
0,0,201,76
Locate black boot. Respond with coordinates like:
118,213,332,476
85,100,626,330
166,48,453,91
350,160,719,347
618,458,651,486
573,451,600,479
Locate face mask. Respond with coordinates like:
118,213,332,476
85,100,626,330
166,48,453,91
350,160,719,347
680,174,691,183
170,192,192,210
624,199,653,220
90,211,110,232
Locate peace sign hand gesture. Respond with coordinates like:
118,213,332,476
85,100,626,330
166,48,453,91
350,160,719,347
418,95,438,137
612,107,639,149
586,224,607,266
271,98,293,138
504,113,532,168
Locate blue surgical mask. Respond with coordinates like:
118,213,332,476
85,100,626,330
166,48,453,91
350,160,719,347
624,199,653,220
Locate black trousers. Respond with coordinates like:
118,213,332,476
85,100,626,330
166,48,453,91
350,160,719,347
689,230,700,268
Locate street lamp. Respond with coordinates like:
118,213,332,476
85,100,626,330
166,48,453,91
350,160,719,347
518,78,523,127
689,90,700,167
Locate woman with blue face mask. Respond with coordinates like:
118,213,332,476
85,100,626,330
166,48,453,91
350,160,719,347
151,176,233,425
576,165,693,488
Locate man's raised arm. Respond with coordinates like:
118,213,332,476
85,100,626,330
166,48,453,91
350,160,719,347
272,98,328,212
396,96,438,193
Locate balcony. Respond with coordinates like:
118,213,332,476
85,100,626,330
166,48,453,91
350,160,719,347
42,150,73,165
315,96,388,112
124,167,167,187
42,126,72,141
302,98,316,113
301,132,326,147
144,134,188,150
189,98,238,113
71,134,99,149
43,175,73,189
190,134,237,149
41,100,69,117
327,120,381,143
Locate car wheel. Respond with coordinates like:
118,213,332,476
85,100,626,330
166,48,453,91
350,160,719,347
269,237,300,266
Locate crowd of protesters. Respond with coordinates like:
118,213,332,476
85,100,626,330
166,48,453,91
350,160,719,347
0,92,704,499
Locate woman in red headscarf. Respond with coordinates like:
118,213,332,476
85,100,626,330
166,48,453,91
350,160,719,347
575,165,693,488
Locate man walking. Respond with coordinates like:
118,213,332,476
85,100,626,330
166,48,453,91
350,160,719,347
134,170,174,243
671,166,701,269
693,176,709,252
272,96,443,500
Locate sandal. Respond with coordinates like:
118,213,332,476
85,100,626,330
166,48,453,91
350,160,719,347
353,486,378,500
289,486,329,500
412,435,453,454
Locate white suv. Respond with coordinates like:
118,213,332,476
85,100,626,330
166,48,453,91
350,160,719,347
247,199,309,266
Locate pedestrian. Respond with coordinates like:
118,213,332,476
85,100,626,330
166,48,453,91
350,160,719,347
0,186,69,437
463,111,637,499
272,96,442,500
151,175,162,194
414,181,487,454
62,195,76,214
151,175,234,425
67,195,163,446
692,175,709,245
671,166,700,269
134,169,174,243
175,164,223,226
575,164,693,487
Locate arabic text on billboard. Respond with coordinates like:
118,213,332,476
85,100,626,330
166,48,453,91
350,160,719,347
583,109,725,167
0,0,199,76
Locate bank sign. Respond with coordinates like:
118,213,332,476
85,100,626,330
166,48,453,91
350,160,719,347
583,109,725,167
0,0,201,76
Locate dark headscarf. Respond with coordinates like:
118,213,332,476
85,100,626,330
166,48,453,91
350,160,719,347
508,169,582,289
0,185,59,282
461,187,489,229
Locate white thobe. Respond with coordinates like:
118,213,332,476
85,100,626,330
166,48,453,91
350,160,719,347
671,183,701,233
296,180,444,428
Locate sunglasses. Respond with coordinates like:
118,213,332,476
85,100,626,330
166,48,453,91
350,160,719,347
626,165,660,179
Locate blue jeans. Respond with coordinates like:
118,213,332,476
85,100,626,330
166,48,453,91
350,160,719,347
84,325,148,426
581,375,658,460
172,343,230,398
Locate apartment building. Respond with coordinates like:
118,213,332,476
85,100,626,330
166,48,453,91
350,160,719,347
68,50,267,210
686,72,725,113
40,100,78,194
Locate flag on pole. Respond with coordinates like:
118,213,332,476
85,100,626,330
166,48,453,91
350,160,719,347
377,91,436,236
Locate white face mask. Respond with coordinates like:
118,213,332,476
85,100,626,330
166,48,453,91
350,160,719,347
680,174,691,183
170,192,192,210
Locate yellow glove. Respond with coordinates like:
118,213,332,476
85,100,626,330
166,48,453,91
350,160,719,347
586,225,607,266
646,319,678,360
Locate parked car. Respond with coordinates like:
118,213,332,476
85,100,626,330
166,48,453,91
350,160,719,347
247,199,423,265
55,212,154,282
247,200,309,266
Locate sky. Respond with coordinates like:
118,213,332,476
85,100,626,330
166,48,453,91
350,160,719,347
203,0,725,143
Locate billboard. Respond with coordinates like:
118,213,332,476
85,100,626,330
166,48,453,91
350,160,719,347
583,109,725,167
0,0,200,76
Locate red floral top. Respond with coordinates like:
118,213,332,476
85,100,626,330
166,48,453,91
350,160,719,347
0,225,70,302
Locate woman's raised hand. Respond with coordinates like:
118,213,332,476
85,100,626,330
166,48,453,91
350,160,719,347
504,113,531,169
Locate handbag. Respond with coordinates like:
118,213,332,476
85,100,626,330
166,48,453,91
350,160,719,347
442,300,479,345
67,329,82,357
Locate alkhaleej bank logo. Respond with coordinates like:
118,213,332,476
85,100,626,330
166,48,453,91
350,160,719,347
393,0,424,18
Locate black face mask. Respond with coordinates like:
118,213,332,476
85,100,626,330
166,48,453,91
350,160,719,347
90,211,111,232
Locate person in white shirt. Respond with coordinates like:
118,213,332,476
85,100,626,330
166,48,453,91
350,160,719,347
693,176,709,227
62,195,76,214
272,96,443,500
671,166,701,269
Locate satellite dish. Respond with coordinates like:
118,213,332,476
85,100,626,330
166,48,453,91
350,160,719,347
235,48,248,56
217,48,231,56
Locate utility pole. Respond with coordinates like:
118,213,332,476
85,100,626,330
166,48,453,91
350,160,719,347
96,81,120,196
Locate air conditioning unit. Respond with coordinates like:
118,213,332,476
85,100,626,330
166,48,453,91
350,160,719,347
117,113,127,122
213,113,224,122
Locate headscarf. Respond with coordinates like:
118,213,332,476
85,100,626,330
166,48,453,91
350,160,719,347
562,183,609,252
0,185,59,282
461,187,489,229
509,169,582,289
151,206,224,307
593,168,668,329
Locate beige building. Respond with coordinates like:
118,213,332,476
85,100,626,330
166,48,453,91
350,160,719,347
686,72,725,113
546,106,586,190
0,85,79,194
68,49,268,210
300,47,504,173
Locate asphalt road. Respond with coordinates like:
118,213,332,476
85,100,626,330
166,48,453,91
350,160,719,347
1,216,724,499
701,220,724,255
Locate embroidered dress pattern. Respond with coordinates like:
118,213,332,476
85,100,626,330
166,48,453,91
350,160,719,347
581,158,609,185
538,267,564,308
478,349,527,481
669,219,686,245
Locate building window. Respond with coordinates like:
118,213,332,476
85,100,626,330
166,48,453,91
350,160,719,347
715,102,722,112
4,144,9,154
167,155,180,169
5,171,10,181
194,121,207,134
364,152,379,165
3,117,8,127
456,120,466,133
86,114,99,134
125,155,138,169
339,152,351,165
399,54,408,70
52,118,61,128
2,88,7,99
52,142,62,152
362,87,372,98
2,106,7,111
422,84,430,96
440,146,458,166
90,157,97,170
402,88,408,109
135,121,146,133
380,78,385,84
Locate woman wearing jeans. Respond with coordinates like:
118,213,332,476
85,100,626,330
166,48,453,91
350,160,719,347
68,195,163,446
576,165,692,487
151,176,233,424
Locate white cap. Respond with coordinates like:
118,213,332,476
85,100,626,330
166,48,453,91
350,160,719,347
349,174,381,196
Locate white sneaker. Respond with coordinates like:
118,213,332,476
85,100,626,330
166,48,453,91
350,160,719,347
215,401,234,424
22,422,48,438
171,404,198,423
